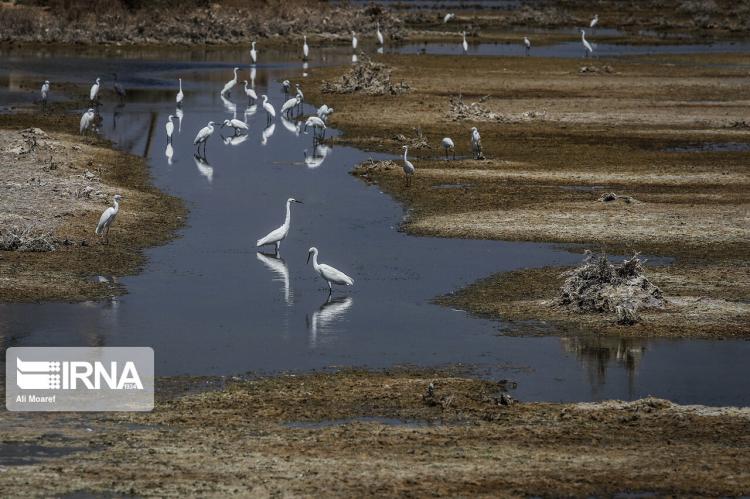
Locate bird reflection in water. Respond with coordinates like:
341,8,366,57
256,252,292,305
281,115,301,136
223,133,249,146
303,143,331,169
261,122,275,146
175,107,184,133
193,152,213,184
165,142,174,165
307,296,353,348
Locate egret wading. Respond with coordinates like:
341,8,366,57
295,83,304,108
221,118,248,135
95,194,122,244
242,80,257,103
221,67,240,97
281,95,301,118
376,22,384,45
261,95,276,124
250,41,257,65
303,35,309,61
80,108,95,134
524,36,531,56
471,126,482,159
317,104,334,122
590,14,599,29
194,121,215,154
352,31,358,51
282,80,291,99
307,247,354,296
176,78,184,107
40,80,50,109
165,115,175,142
89,77,101,104
581,29,593,57
402,145,415,186
256,198,303,254
442,137,455,160
304,116,326,139
462,31,468,53
112,73,126,101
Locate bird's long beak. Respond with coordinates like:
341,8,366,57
306,253,311,264
295,200,303,204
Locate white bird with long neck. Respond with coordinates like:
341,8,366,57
176,78,184,106
462,31,468,53
402,145,415,185
95,194,122,243
194,121,215,154
441,137,455,160
590,14,599,28
295,83,304,104
250,41,258,65
40,80,50,108
307,247,354,296
221,118,248,135
281,95,300,117
524,36,531,56
242,80,257,103
470,126,482,159
376,23,384,45
89,77,100,103
80,108,95,134
221,67,239,96
352,31,358,50
256,198,303,254
304,116,326,138
580,29,593,57
303,35,309,61
261,95,276,123
443,13,455,23
317,104,334,122
165,115,175,142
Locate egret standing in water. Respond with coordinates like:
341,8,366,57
317,104,334,122
221,67,240,96
376,22,384,46
40,80,50,110
442,137,455,160
221,118,248,135
95,194,122,244
304,116,326,138
112,73,126,102
295,83,304,108
176,78,184,107
193,121,215,154
89,77,101,104
580,29,593,57
80,108,95,134
402,145,415,186
165,114,175,142
471,126,482,159
352,31,358,51
303,35,309,61
242,80,257,103
524,36,531,56
250,41,258,65
256,198,303,254
261,95,276,124
281,95,301,118
307,247,354,296
462,31,468,53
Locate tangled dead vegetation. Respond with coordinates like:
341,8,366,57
448,94,502,122
579,65,615,74
599,192,636,204
556,253,664,325
0,224,56,252
321,56,410,96
393,127,430,150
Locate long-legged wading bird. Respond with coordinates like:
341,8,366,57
95,194,122,244
80,108,95,134
462,31,468,53
176,78,184,106
112,73,126,101
261,95,276,124
307,247,354,296
470,126,482,159
221,67,240,96
317,104,334,122
303,35,309,61
376,22,384,45
524,36,531,56
402,145,415,185
89,77,101,104
590,14,599,29
242,80,257,103
250,41,257,65
221,118,248,135
580,29,593,57
282,80,291,99
256,198,303,254
40,80,50,109
165,114,175,142
352,31,358,51
295,83,304,107
281,95,301,117
194,121,215,154
304,116,326,138
442,137,455,160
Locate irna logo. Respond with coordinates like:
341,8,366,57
16,358,143,390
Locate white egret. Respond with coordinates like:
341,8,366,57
165,114,175,142
89,77,101,103
40,80,50,109
221,118,248,135
303,35,309,61
295,83,304,106
281,115,301,136
443,13,455,23
112,73,126,101
256,252,292,305
402,145,415,185
352,31,358,50
80,108,95,134
165,142,174,165
250,41,258,65
317,104,334,122
471,126,482,159
175,106,184,133
221,67,239,96
304,116,326,138
376,22,384,45
580,29,593,57
442,137,455,160
193,153,213,184
524,36,531,56
261,95,276,123
282,80,291,98
590,14,599,28
95,194,122,243
261,122,276,145
176,78,184,106
193,121,215,154
307,247,354,296
242,80,257,103
256,198,303,254
462,31,468,53
281,95,301,118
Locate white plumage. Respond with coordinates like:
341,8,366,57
307,247,354,295
242,80,257,102
590,14,599,28
261,123,276,145
89,77,100,102
376,22,384,45
80,108,95,134
303,35,309,60
261,95,276,122
95,194,122,242
443,13,455,23
402,145,415,185
193,121,215,152
304,116,326,137
165,115,175,141
250,41,257,65
462,31,468,53
441,137,455,160
471,126,482,159
281,95,300,117
256,198,302,253
221,67,239,96
222,118,248,134
40,80,50,105
581,29,593,56
352,31,358,50
176,78,184,106
524,36,531,55
317,104,334,122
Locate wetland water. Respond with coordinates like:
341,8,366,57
0,45,748,405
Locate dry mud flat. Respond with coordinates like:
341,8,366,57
0,370,749,497
0,110,184,301
305,52,750,337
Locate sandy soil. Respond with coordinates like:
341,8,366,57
0,108,185,301
0,370,748,497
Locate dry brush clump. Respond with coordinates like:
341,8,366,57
0,224,56,252
555,253,664,325
321,56,410,96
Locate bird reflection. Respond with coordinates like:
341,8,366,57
302,61,309,78
281,115,301,136
223,133,249,146
220,94,237,115
175,107,184,133
261,122,275,145
352,54,358,64
112,102,125,130
307,296,353,348
244,104,258,120
377,47,384,55
256,252,292,305
165,142,174,165
250,66,257,88
303,143,331,169
193,152,214,184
